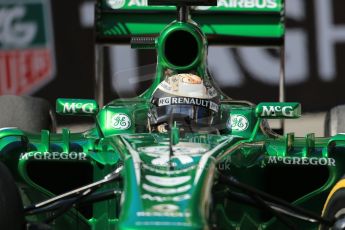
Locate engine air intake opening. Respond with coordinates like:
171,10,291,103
164,30,199,67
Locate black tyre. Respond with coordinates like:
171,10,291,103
321,179,345,230
325,105,345,137
0,95,56,132
0,161,24,230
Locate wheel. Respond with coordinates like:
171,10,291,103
0,161,24,229
321,178,345,230
0,95,56,132
325,105,345,136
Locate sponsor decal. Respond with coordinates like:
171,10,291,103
138,145,208,156
262,106,294,117
157,96,171,106
136,204,191,218
267,156,336,166
151,155,194,167
63,102,96,114
124,0,278,9
142,163,196,174
142,193,191,202
136,211,191,218
145,175,191,187
0,0,55,95
152,204,179,212
135,221,192,226
209,101,219,112
20,152,87,161
219,0,278,9
142,183,191,194
230,114,249,131
112,113,131,129
107,0,126,9
157,97,219,112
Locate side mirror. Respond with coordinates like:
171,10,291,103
56,98,99,116
255,102,301,119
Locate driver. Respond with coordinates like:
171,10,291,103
149,73,220,133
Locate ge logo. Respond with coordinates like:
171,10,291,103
106,0,126,9
230,115,249,131
112,113,131,130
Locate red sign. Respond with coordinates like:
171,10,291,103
0,48,53,94
0,0,55,95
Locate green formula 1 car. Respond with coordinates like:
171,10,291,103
1,0,345,229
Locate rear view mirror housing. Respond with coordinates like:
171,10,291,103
255,102,301,119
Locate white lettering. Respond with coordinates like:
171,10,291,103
262,106,276,116
142,194,191,202
274,106,282,112
282,106,294,117
267,156,336,166
63,103,76,113
218,0,229,7
268,156,277,164
62,102,95,113
267,0,278,8
60,152,69,160
145,175,191,187
319,158,327,166
310,158,318,165
302,157,309,165
328,158,336,166
82,103,95,113
158,97,171,106
105,0,280,9
292,157,300,165
128,0,142,6
224,0,278,9
283,157,291,165
261,105,294,117
142,184,191,194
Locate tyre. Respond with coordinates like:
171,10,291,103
0,161,24,230
0,95,56,132
320,178,345,230
325,105,345,137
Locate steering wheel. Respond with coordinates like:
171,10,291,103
151,113,193,133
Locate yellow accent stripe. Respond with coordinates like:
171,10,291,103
322,179,345,215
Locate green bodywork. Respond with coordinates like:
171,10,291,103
96,0,285,46
1,0,345,229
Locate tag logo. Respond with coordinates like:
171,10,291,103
230,115,249,131
112,113,131,130
0,0,55,95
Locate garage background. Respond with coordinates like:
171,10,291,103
1,0,345,126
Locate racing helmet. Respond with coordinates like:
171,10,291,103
149,73,220,133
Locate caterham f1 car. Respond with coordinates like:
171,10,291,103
1,0,345,229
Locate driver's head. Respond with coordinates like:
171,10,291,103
149,73,220,133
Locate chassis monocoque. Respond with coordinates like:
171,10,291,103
1,0,345,229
